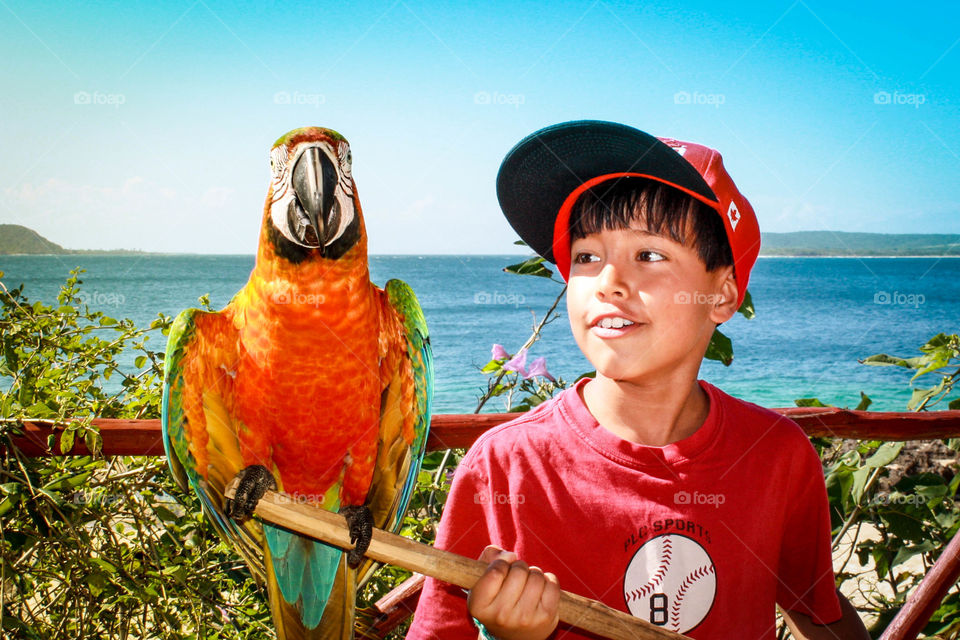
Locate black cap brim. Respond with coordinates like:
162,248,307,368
496,120,717,263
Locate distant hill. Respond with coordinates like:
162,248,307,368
0,224,148,255
0,224,67,254
760,231,960,256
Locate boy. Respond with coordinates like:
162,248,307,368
407,121,868,639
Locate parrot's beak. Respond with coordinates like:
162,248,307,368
291,146,338,251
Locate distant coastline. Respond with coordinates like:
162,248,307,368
2,224,958,257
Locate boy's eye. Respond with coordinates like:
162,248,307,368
638,250,666,262
573,252,599,264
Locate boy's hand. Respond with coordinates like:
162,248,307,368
467,545,560,640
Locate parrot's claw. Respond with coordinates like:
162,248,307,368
225,465,277,524
339,505,373,568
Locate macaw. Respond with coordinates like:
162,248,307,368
161,126,433,640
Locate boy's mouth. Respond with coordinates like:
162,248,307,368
595,316,635,329
590,315,641,338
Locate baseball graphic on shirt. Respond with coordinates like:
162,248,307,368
623,534,716,633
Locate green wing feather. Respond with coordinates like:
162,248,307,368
161,307,266,582
363,279,433,535
383,278,433,531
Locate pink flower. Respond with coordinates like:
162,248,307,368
524,356,555,382
491,343,510,361
503,348,528,374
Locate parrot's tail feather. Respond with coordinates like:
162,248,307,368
264,524,355,640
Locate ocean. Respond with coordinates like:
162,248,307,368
1,254,957,414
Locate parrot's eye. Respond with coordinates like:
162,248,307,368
270,146,289,177
338,143,352,175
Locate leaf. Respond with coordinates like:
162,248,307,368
480,359,502,374
87,572,108,598
795,397,832,408
880,508,926,542
59,429,76,455
866,442,904,468
134,355,147,369
704,328,733,366
42,471,92,492
908,379,946,411
84,430,103,457
921,333,953,350
503,256,554,279
892,540,937,569
861,354,925,369
855,391,872,411
736,289,755,320
950,398,960,410
851,466,873,504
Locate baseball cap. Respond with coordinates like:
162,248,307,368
496,120,761,308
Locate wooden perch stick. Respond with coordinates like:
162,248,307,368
224,486,690,640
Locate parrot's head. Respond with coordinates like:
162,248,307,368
264,127,363,263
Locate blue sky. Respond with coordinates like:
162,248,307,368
1,0,957,254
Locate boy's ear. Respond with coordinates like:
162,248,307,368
708,265,739,324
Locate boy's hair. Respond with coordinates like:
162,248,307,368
569,177,734,272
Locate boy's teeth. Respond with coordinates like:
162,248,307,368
598,317,635,329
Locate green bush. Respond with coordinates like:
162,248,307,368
0,269,272,639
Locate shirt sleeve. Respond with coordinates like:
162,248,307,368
406,455,494,640
775,437,843,625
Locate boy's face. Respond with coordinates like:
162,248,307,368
566,221,738,385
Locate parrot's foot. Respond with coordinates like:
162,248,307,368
339,505,373,569
225,465,277,524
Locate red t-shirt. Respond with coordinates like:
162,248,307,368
407,379,841,639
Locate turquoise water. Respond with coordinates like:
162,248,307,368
1,254,957,413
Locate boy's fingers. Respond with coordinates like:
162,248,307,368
478,544,505,564
493,559,530,611
479,544,517,565
514,565,548,615
468,550,520,612
539,572,561,618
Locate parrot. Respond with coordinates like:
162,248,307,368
161,126,433,640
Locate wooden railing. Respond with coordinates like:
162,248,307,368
7,407,960,640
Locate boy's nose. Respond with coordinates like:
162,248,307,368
596,263,629,299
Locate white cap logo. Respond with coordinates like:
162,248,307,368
726,201,740,231
669,144,688,157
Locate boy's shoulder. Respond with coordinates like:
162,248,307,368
701,380,816,455
470,391,568,451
